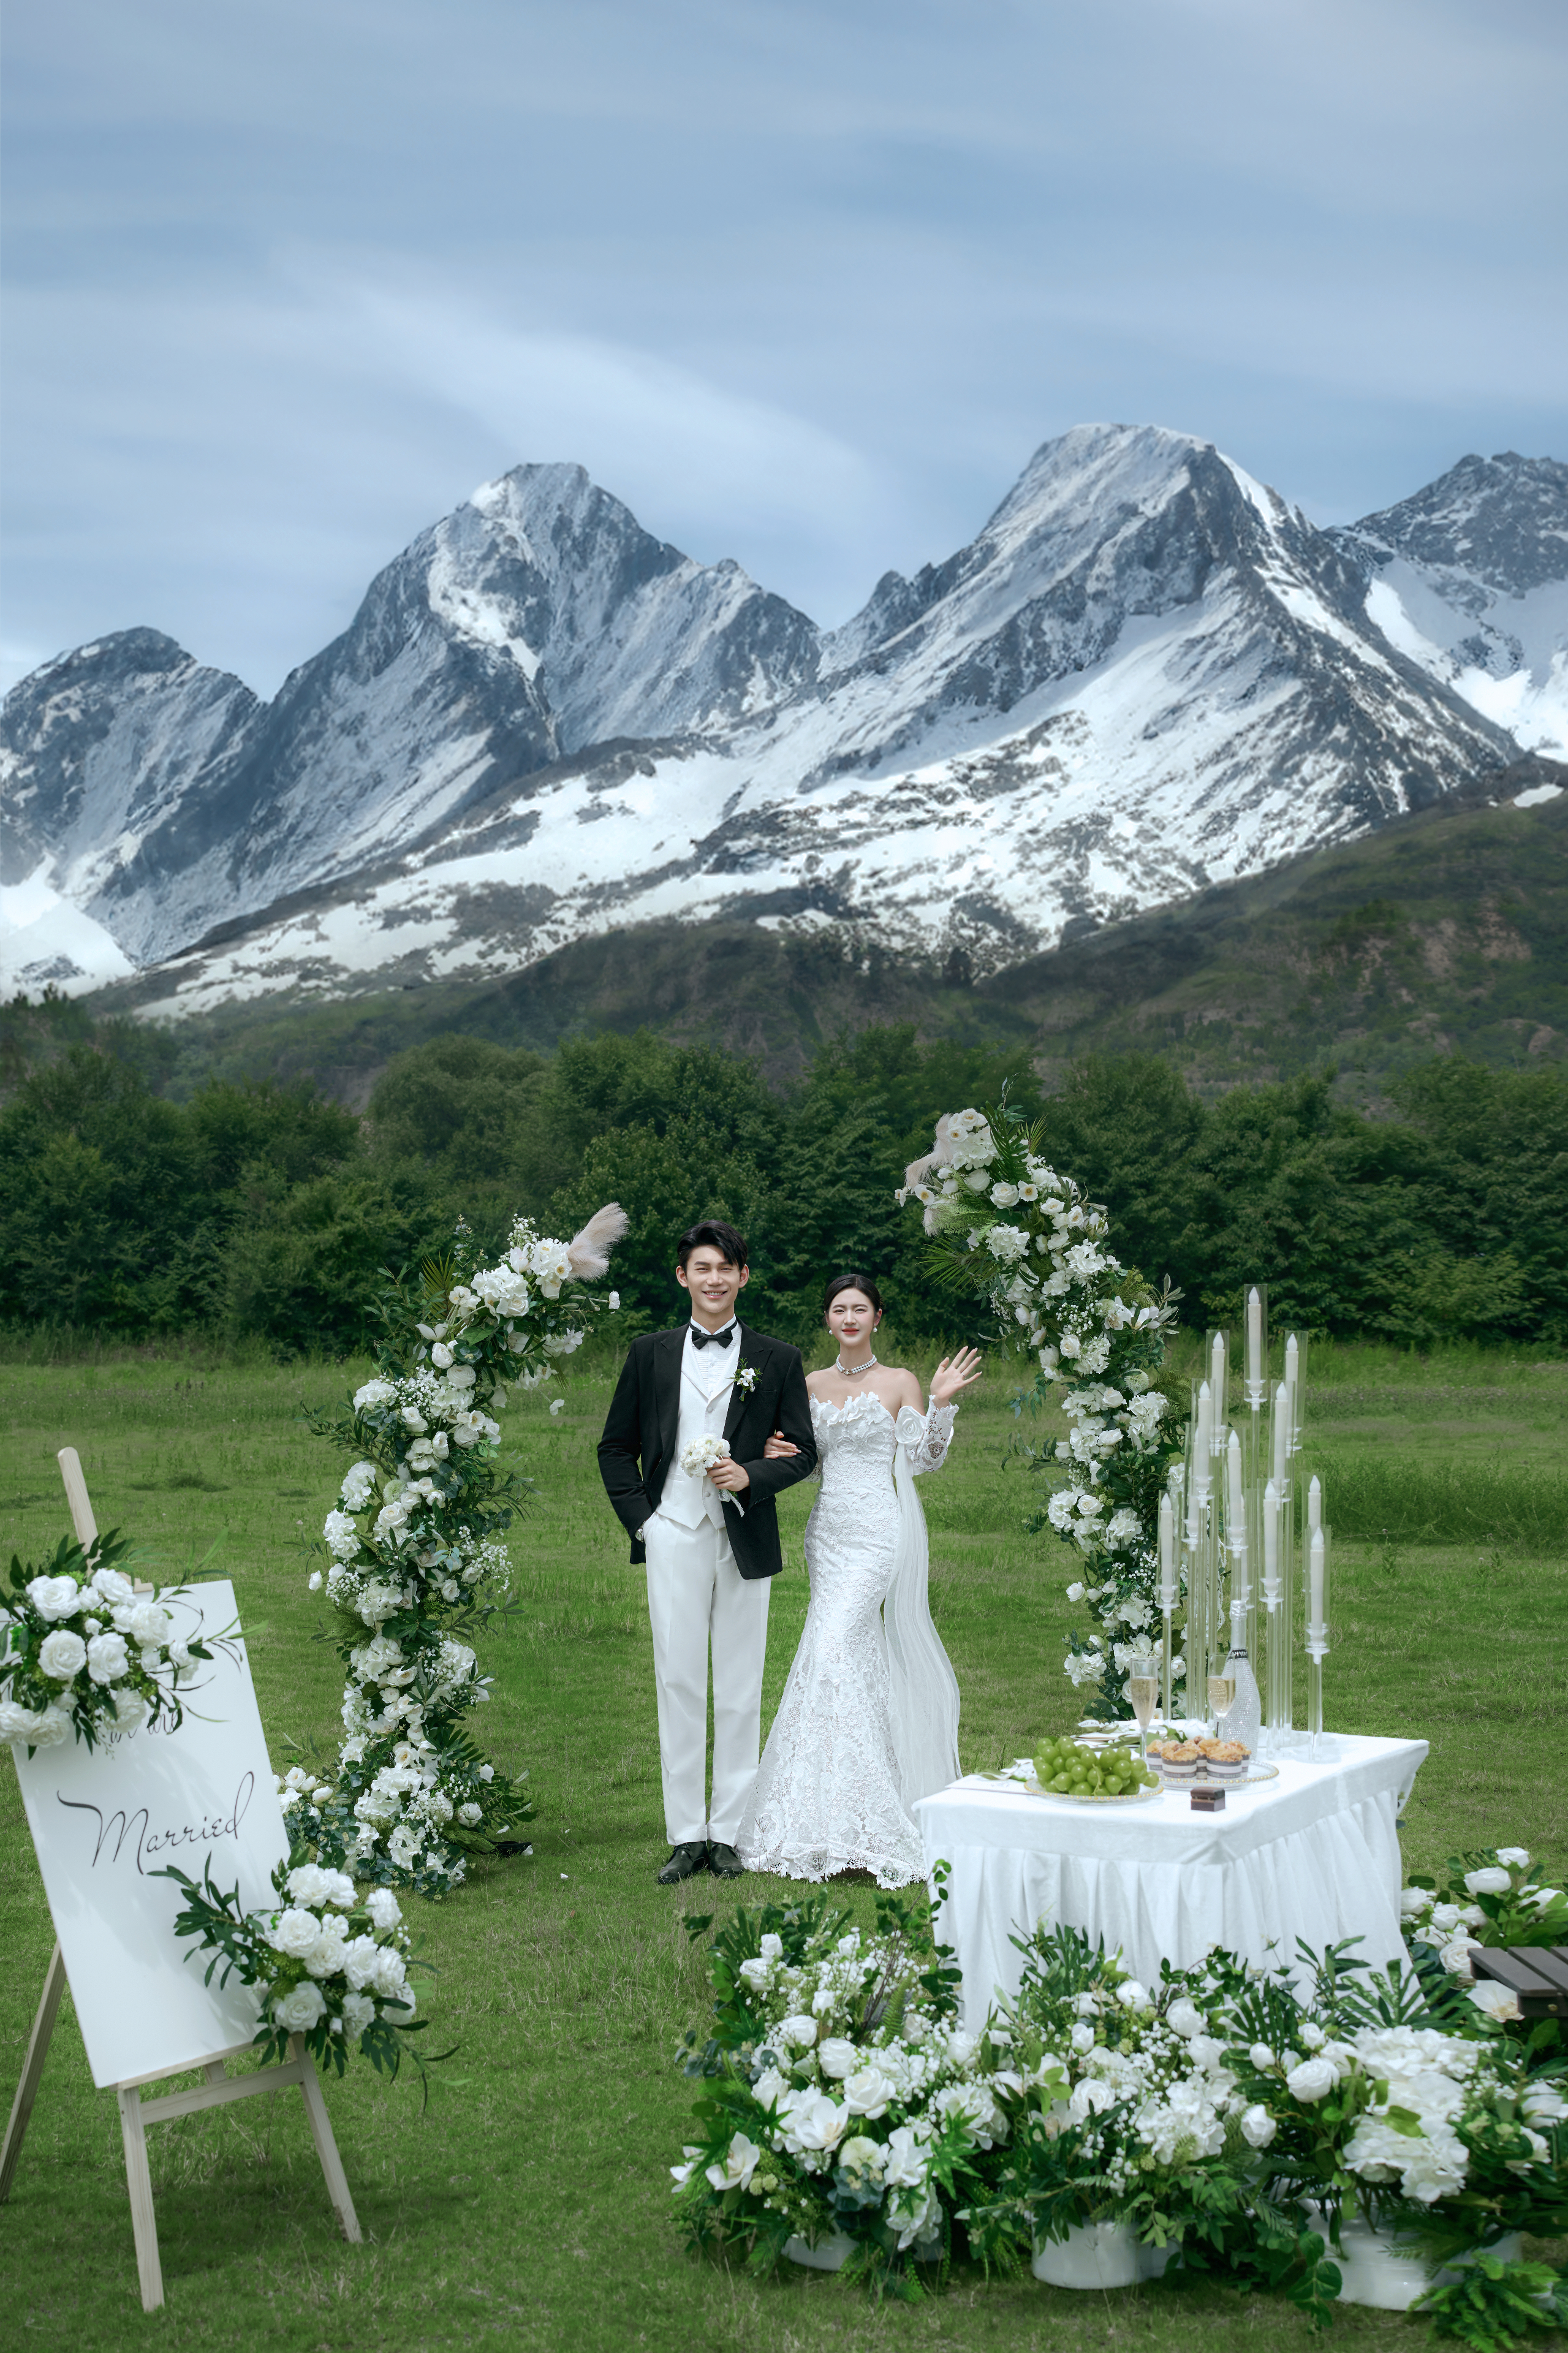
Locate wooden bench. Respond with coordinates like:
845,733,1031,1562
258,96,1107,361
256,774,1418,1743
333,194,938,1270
1469,1946,1568,2018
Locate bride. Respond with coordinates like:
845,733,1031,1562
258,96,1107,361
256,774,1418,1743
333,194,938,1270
735,1273,980,1888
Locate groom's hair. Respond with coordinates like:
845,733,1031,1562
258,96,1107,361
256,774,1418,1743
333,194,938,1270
676,1219,748,1270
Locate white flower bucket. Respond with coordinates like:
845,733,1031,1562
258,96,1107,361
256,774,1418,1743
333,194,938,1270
784,2230,855,2271
1305,2205,1522,2311
1032,2219,1170,2289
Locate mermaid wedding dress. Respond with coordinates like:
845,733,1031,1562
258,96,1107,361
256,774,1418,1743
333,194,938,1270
735,1393,962,1889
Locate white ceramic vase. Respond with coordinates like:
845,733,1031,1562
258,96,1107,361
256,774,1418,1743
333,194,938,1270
784,2230,855,2271
1305,2204,1522,2311
1032,2219,1170,2289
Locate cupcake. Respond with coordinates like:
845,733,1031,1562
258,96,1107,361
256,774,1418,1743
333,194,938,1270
1159,1742,1201,1784
1204,1740,1249,1783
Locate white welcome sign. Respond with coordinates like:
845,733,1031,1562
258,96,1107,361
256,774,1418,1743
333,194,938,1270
10,1578,289,2089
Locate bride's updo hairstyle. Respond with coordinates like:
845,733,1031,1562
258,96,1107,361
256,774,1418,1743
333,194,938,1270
824,1271,884,1323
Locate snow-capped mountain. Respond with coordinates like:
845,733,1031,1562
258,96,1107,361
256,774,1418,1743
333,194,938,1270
1332,452,1567,760
0,464,819,987
3,425,1561,1011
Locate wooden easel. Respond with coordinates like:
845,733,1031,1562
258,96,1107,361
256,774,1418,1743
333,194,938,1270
0,1448,362,2310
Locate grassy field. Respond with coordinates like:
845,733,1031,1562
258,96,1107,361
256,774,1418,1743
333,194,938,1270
2,1336,1565,2351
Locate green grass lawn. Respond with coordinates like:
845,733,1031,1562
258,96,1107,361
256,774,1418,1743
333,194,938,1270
2,1339,1564,2351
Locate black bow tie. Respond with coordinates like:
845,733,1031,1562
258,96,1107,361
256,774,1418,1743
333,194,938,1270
690,1322,735,1350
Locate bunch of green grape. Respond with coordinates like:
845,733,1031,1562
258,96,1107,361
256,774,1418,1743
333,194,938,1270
1032,1738,1157,1797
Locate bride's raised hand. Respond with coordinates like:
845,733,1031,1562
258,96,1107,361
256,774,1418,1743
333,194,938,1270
929,1347,983,1408
762,1429,799,1460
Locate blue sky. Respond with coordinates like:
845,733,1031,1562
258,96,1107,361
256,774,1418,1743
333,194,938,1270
4,0,1566,697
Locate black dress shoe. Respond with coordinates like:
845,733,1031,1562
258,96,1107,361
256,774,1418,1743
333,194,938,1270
707,1841,745,1879
656,1841,710,1885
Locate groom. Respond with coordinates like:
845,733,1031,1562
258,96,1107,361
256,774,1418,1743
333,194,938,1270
597,1219,817,1884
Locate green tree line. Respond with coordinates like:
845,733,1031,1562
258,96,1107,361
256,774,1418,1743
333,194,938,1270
1,1021,1564,1355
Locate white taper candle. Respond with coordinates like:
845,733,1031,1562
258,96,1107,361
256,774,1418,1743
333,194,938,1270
1309,1526,1325,1629
1158,1493,1175,1608
1308,1474,1322,1537
1263,1477,1279,1596
1247,1286,1262,1394
1272,1382,1289,1485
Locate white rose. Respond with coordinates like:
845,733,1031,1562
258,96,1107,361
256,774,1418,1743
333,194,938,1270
303,1919,352,1978
127,1601,172,1648
1285,2057,1338,2102
268,1907,327,1959
273,1980,328,2032
86,1632,130,1685
341,1990,376,2038
816,2037,858,2080
366,1947,408,2000
26,1575,81,1622
112,1687,149,1732
1165,1998,1204,2039
28,1705,71,1748
364,1888,402,1931
0,1700,43,1745
1240,2104,1278,2149
431,1343,454,1368
843,2065,898,2119
39,1629,87,1681
1400,1886,1435,1919
1463,1866,1513,1896
1494,1847,1530,1868
339,1936,384,1990
776,2014,817,2050
89,1568,135,1607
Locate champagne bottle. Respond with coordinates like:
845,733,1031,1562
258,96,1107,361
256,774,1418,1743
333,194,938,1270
1218,1598,1262,1757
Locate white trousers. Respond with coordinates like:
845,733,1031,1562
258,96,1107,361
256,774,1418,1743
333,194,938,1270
644,1514,771,1845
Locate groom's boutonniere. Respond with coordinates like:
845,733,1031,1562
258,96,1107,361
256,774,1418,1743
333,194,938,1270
731,1362,759,1396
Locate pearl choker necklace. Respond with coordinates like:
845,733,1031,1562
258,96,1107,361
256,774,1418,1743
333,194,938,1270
836,1352,878,1376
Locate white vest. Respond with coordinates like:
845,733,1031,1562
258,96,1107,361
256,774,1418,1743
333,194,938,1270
658,1330,735,1532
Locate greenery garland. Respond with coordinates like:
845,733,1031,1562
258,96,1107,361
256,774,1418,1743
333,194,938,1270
898,1101,1183,1718
286,1206,624,1895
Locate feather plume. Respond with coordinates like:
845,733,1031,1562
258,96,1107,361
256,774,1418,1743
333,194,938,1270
566,1202,629,1280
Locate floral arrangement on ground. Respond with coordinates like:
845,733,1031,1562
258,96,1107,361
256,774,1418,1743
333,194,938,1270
157,1851,434,2084
1,1529,214,1754
670,1882,1010,2296
285,1205,624,1895
899,1101,1183,1716
671,1852,1567,2333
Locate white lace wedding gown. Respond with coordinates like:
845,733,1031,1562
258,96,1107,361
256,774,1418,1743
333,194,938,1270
736,1393,962,1889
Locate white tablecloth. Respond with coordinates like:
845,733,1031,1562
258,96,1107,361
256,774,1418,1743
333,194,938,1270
915,1733,1428,2026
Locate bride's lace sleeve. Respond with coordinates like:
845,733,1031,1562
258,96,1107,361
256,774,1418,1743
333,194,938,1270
903,1401,956,1476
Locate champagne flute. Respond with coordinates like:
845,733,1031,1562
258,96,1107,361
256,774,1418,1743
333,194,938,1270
1207,1673,1237,1738
1128,1654,1160,1768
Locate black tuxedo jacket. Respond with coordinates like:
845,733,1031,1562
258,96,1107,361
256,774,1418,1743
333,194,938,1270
596,1322,819,1580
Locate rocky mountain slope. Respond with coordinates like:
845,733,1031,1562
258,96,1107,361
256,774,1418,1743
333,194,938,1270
18,750,1562,1107
4,426,1562,1012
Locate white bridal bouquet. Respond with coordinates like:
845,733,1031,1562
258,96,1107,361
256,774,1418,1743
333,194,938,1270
157,1852,431,2083
898,1101,1184,1715
681,1433,732,1478
299,1207,624,1892
1,1529,213,1754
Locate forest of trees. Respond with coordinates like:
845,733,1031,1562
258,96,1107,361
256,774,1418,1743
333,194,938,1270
2,1021,1565,1355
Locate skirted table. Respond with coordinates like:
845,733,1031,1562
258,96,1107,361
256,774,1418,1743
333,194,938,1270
914,1733,1429,2026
